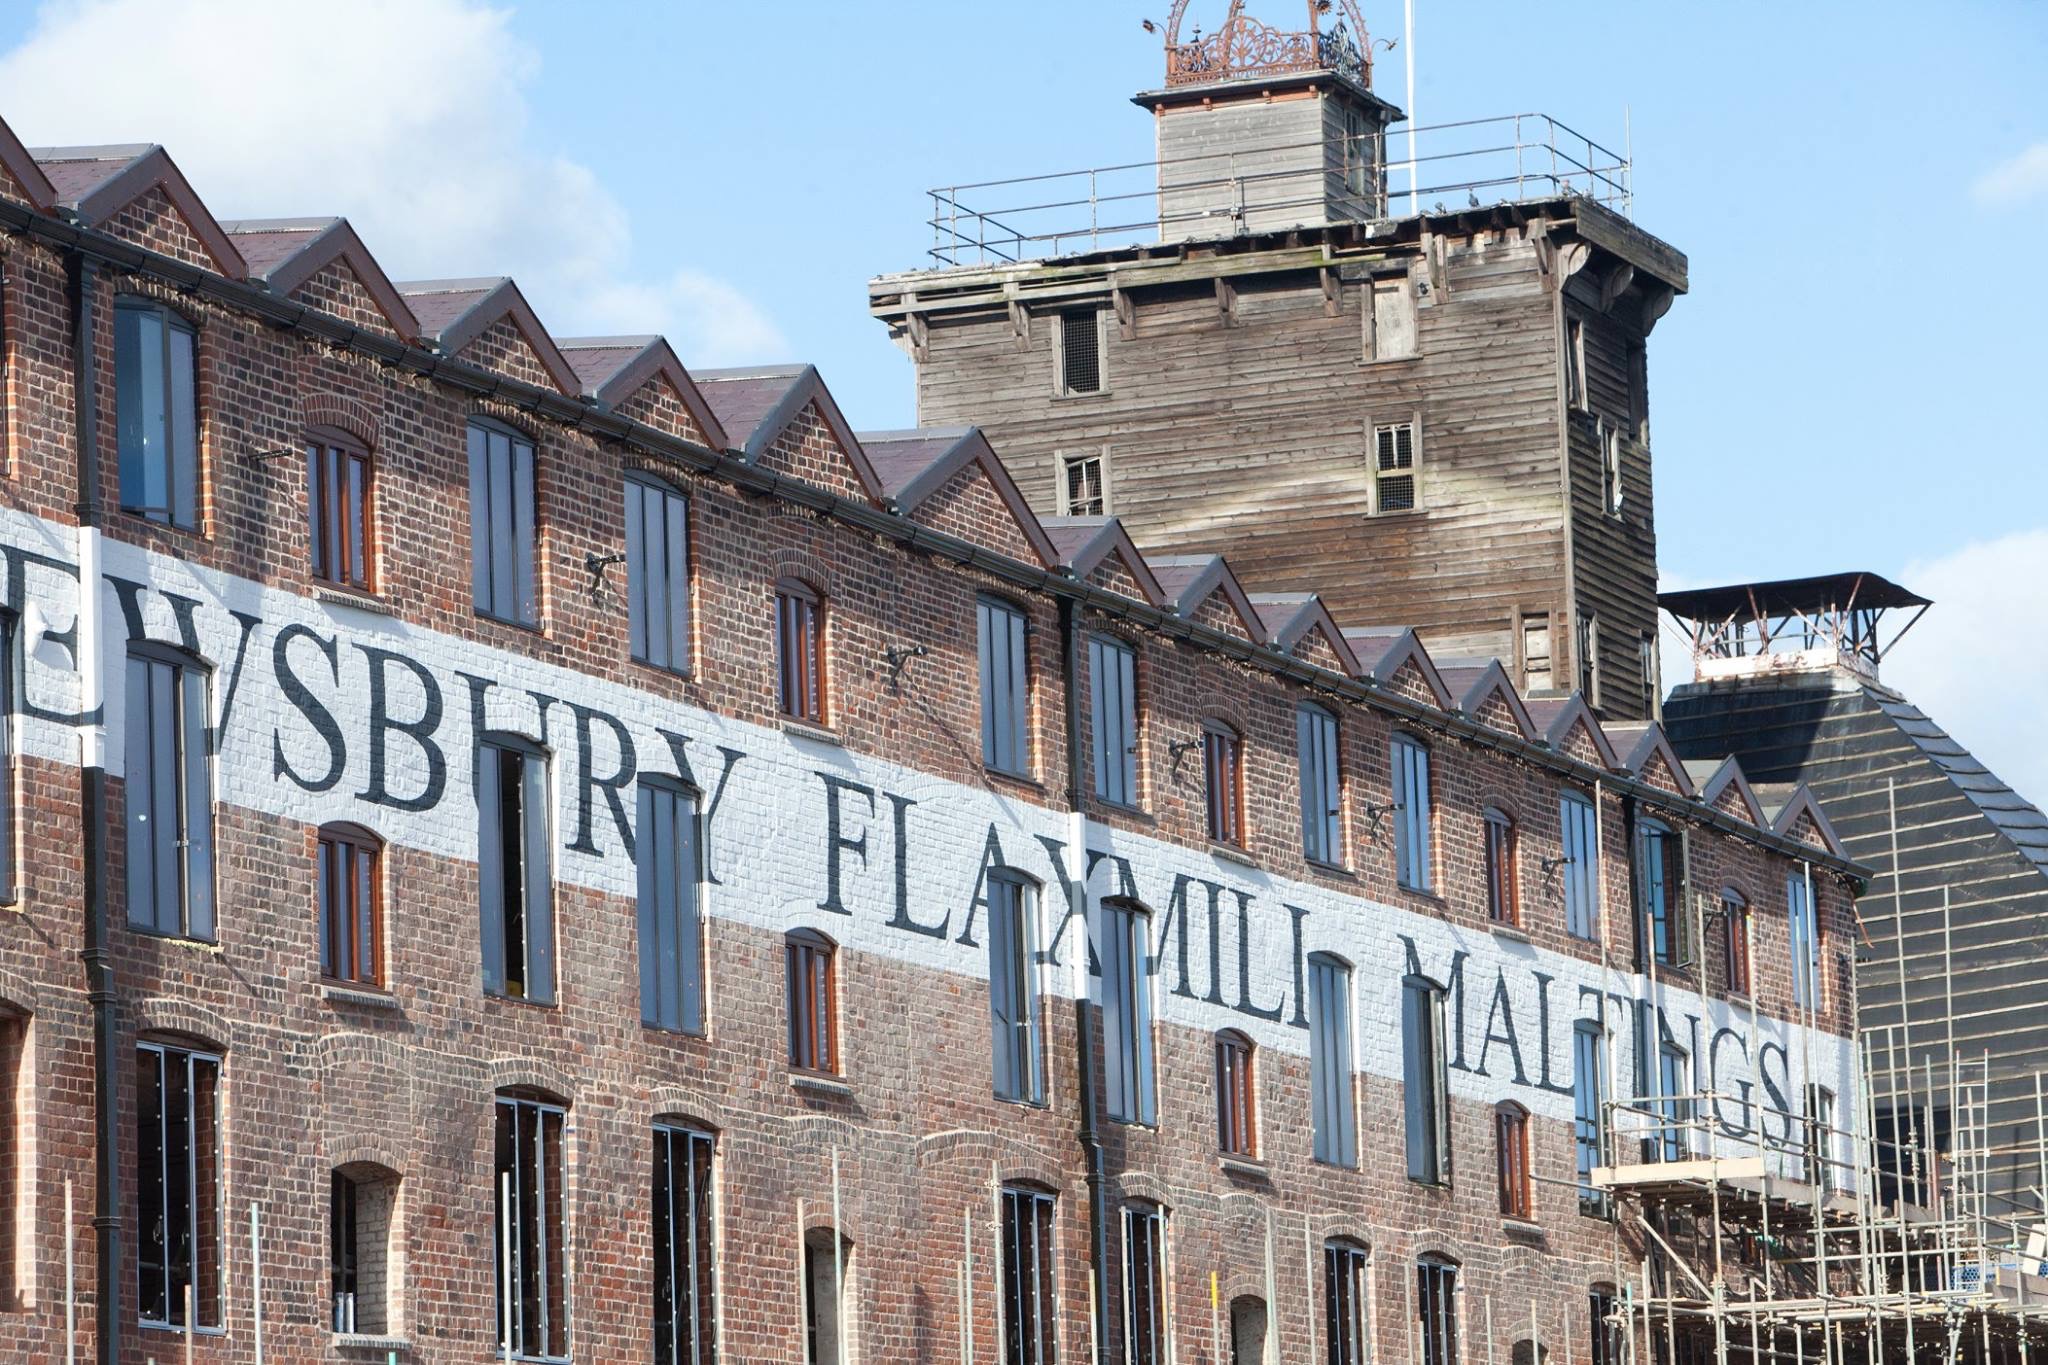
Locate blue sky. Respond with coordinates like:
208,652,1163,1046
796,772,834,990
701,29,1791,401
3,0,2043,796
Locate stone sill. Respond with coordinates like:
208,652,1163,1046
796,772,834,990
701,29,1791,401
316,586,395,617
781,719,844,748
1488,923,1533,946
1219,1154,1270,1181
790,1070,854,1099
321,982,402,1011
1208,842,1258,869
333,1333,410,1353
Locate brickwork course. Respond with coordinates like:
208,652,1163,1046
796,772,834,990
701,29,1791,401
0,112,1866,1365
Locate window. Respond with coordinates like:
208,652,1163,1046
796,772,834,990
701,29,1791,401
1057,448,1108,515
1560,791,1599,940
1215,1030,1257,1158
1059,308,1103,394
1638,632,1660,719
317,824,382,988
626,474,691,673
1805,1086,1836,1191
330,1164,399,1337
467,418,538,625
1298,704,1342,865
988,873,1044,1105
1230,1296,1269,1365
637,780,704,1034
0,612,15,903
1090,635,1139,807
803,1228,852,1364
1204,722,1244,847
1484,808,1518,926
1391,734,1432,892
1001,1186,1059,1365
1497,1102,1532,1218
1657,1043,1690,1162
1566,317,1587,409
1599,420,1623,516
1101,899,1156,1126
1366,276,1417,360
1589,1289,1622,1365
136,1042,221,1329
653,1124,717,1365
786,929,838,1074
1788,871,1820,1010
124,649,214,940
1635,818,1683,968
1627,342,1649,442
495,1093,568,1361
1722,890,1752,997
1416,1258,1459,1365
0,1012,20,1300
1122,1202,1168,1365
114,297,200,529
1519,612,1553,692
1573,1023,1607,1213
1576,613,1600,706
307,431,372,590
979,596,1031,776
1325,1240,1371,1365
775,579,826,723
1403,976,1450,1184
478,737,556,1004
1372,421,1418,513
1303,954,1360,1169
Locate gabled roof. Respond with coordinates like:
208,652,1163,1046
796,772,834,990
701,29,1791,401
1763,784,1848,859
31,143,245,278
1144,554,1269,645
858,426,1058,566
1444,658,1540,742
397,277,581,395
1040,516,1168,607
556,335,727,449
1694,755,1769,828
693,364,886,502
1340,626,1453,707
0,114,54,210
221,217,419,340
1606,722,1698,799
1526,694,1621,768
1248,594,1358,673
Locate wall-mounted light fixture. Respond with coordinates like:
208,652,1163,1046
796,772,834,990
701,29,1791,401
1167,737,1201,776
585,551,627,604
883,643,928,687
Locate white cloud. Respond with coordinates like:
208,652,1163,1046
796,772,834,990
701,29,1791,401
1972,143,2048,206
1886,529,2048,810
0,0,783,366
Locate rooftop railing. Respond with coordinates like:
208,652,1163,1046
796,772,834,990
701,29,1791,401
924,112,1631,268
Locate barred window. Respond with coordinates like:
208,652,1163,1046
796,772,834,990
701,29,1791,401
1001,1186,1058,1365
1122,1201,1168,1365
1325,1239,1371,1365
1372,421,1418,513
494,1093,568,1361
653,1124,717,1365
1059,309,1103,394
1416,1257,1459,1365
626,473,691,673
137,1042,222,1328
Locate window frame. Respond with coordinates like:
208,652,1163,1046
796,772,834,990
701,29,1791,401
124,645,216,943
1215,1028,1258,1159
1656,1041,1692,1162
1805,1084,1837,1191
1566,316,1588,410
135,1040,224,1332
1722,888,1753,997
1484,806,1519,927
1574,1022,1608,1215
331,1169,360,1332
1308,952,1358,1168
1788,870,1821,1011
1370,419,1420,515
114,295,202,531
1056,307,1106,396
1365,273,1418,362
494,1091,570,1362
786,927,840,1076
477,733,557,1006
637,777,705,1035
1496,1101,1533,1219
625,470,693,676
1121,1200,1170,1365
1416,1256,1460,1365
1390,733,1434,893
1055,446,1110,516
1100,897,1156,1126
1001,1185,1060,1365
978,594,1032,778
1635,817,1684,969
1203,720,1245,848
0,610,15,905
466,416,540,627
1560,789,1600,940
1325,1239,1372,1365
1403,974,1451,1185
306,426,374,592
1577,612,1601,707
774,578,827,725
316,822,384,989
1599,417,1624,517
987,870,1045,1105
653,1122,718,1365
1298,703,1344,867
1089,634,1141,809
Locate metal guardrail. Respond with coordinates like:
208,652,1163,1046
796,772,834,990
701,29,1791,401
925,112,1631,267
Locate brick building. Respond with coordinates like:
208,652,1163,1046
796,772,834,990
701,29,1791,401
0,92,1861,1365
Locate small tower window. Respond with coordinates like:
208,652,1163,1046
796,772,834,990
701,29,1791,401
1372,421,1418,513
1056,448,1108,516
1366,276,1416,360
1058,309,1103,395
1599,418,1623,516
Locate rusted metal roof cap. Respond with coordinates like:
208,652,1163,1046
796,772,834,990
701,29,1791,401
1659,571,1929,622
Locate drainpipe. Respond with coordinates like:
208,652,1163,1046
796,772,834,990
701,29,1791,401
68,248,121,1364
1059,595,1111,1365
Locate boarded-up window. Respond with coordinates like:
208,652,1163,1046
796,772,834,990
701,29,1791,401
1566,317,1588,409
1520,612,1553,691
1059,309,1102,394
1372,421,1418,513
1366,276,1417,360
1057,449,1108,515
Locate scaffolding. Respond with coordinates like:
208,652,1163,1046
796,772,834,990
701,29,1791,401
1591,1037,2048,1365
